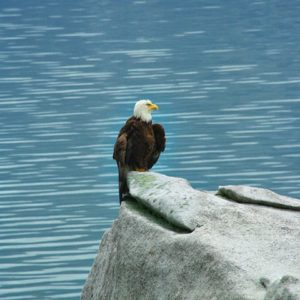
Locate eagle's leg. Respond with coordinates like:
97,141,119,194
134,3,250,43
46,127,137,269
135,168,147,172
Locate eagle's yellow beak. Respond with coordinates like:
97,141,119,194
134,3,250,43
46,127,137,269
149,103,159,110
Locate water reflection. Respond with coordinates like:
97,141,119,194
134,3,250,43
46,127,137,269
0,0,300,299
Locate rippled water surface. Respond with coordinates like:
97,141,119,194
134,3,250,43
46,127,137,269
1,0,300,298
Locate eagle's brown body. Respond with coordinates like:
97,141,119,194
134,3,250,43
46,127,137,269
113,116,166,202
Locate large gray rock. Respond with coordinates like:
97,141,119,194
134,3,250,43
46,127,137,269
81,172,300,300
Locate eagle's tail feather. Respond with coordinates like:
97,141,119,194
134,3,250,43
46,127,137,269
118,164,128,203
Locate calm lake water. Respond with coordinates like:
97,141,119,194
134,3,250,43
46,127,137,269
0,0,299,299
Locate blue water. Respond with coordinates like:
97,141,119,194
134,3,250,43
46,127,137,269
0,0,299,298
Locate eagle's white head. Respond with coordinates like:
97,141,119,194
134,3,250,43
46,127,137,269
133,99,159,122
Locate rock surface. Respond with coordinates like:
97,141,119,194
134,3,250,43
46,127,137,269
81,172,300,300
218,185,300,211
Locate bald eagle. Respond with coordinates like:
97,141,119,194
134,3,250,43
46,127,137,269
113,99,166,203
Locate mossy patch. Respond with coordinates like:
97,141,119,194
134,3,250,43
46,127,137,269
128,172,158,190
